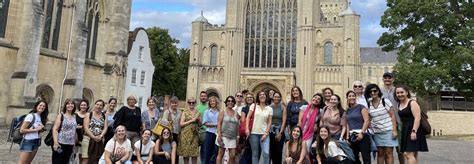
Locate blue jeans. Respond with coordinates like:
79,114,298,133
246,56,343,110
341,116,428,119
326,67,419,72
203,132,217,164
249,134,270,164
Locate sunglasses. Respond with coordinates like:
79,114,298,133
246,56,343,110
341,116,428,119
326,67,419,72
353,85,363,88
226,100,235,103
162,131,170,135
236,95,243,97
370,90,378,93
188,102,196,104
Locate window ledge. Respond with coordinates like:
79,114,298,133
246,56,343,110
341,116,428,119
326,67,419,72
0,38,18,50
40,48,66,59
85,59,103,67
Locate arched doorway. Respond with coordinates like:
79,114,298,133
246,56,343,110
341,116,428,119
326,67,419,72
36,84,54,105
251,82,280,96
83,88,94,104
206,88,220,100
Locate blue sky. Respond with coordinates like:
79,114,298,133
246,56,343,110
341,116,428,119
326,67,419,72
130,0,388,48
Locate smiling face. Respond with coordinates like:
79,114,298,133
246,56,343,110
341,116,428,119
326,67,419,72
94,101,104,112
127,96,137,107
171,101,178,109
329,95,339,107
245,93,254,105
347,92,357,105
383,76,394,86
109,99,117,110
36,102,47,113
66,101,75,112
188,98,197,109
116,126,127,140
147,99,155,109
209,98,218,108
257,91,267,104
162,128,171,140
273,93,281,104
291,87,301,99
311,95,321,105
319,127,329,140
323,89,333,101
396,87,408,101
200,93,208,103
370,88,380,99
292,127,301,139
235,92,243,103
142,130,151,141
80,101,88,112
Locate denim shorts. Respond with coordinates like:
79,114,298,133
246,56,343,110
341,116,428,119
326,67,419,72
20,138,41,152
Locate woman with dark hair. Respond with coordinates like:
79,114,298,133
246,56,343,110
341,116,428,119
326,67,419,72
287,86,308,135
346,90,371,164
394,85,428,163
142,97,160,140
83,99,108,164
104,98,117,146
76,99,89,163
132,129,155,163
298,93,324,153
284,126,309,164
316,125,350,164
216,96,239,164
246,91,273,164
322,88,334,107
269,91,287,164
52,98,77,164
154,127,177,164
365,84,398,164
321,94,347,140
18,100,48,164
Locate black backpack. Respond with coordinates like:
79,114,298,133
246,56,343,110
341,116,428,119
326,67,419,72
8,113,35,153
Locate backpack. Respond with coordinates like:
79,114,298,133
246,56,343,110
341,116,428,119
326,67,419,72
9,114,35,144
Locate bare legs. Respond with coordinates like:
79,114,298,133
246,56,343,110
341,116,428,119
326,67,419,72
376,147,394,164
217,147,236,164
18,151,38,164
404,152,419,164
183,157,198,164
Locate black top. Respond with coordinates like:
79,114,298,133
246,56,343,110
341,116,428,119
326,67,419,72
114,106,142,132
398,100,428,152
76,114,85,141
286,100,308,127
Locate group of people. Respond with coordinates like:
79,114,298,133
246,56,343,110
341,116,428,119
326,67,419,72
16,72,428,164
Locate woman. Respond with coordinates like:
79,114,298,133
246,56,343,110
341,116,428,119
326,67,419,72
322,88,334,107
153,127,177,164
83,100,108,164
142,98,160,130
246,91,273,164
287,86,308,131
270,92,287,164
76,99,89,163
316,125,350,164
202,96,220,164
321,95,347,140
132,129,155,164
346,91,371,164
284,126,308,164
114,95,144,145
52,99,77,164
105,98,117,144
99,125,133,164
161,96,182,163
364,84,398,164
394,86,428,163
178,98,201,164
298,93,324,153
216,96,239,164
238,92,255,164
18,100,48,164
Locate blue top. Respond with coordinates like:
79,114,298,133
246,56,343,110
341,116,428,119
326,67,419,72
141,108,160,130
346,104,365,130
203,108,219,134
286,101,308,127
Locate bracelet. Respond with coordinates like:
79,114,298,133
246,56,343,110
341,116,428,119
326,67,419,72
412,129,417,133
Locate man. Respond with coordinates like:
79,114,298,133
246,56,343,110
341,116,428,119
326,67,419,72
380,72,405,164
233,91,245,117
353,80,368,108
196,91,208,164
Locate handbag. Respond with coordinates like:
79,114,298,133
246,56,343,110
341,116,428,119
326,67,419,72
45,113,63,146
247,104,256,133
420,111,431,135
151,112,173,136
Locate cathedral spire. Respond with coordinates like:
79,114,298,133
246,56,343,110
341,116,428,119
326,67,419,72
194,11,208,22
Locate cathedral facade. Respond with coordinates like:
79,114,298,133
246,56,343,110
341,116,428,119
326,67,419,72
187,0,362,101
0,0,131,123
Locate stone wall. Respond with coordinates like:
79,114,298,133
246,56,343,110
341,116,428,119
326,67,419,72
428,111,474,135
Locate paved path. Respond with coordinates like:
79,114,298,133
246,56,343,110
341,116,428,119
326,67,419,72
1,129,473,164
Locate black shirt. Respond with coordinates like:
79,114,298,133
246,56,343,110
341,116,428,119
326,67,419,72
114,106,142,132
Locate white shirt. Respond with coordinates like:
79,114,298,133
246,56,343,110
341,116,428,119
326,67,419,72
23,113,42,140
356,95,368,108
326,141,347,158
133,140,155,156
101,139,133,161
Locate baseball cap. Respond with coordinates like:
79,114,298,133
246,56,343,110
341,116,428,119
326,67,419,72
383,72,393,78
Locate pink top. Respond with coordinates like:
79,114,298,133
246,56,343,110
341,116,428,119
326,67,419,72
321,108,347,135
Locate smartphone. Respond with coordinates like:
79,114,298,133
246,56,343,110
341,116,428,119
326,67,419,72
56,147,63,153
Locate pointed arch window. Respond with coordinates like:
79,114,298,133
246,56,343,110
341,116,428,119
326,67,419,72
41,0,63,50
324,42,333,64
86,0,100,60
368,67,372,77
0,0,9,38
210,45,218,66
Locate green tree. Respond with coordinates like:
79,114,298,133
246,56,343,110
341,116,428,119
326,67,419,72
147,27,189,99
378,0,473,96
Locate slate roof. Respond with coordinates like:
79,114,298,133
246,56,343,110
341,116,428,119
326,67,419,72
360,47,398,64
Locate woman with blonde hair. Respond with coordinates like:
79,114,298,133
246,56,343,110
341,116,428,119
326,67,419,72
178,98,201,164
114,95,145,145
202,96,220,164
99,125,133,164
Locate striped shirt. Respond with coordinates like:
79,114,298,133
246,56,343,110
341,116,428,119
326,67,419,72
368,98,393,133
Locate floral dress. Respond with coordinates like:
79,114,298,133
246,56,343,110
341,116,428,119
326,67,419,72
177,110,200,157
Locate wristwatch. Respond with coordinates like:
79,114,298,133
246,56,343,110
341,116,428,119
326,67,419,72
411,129,417,133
